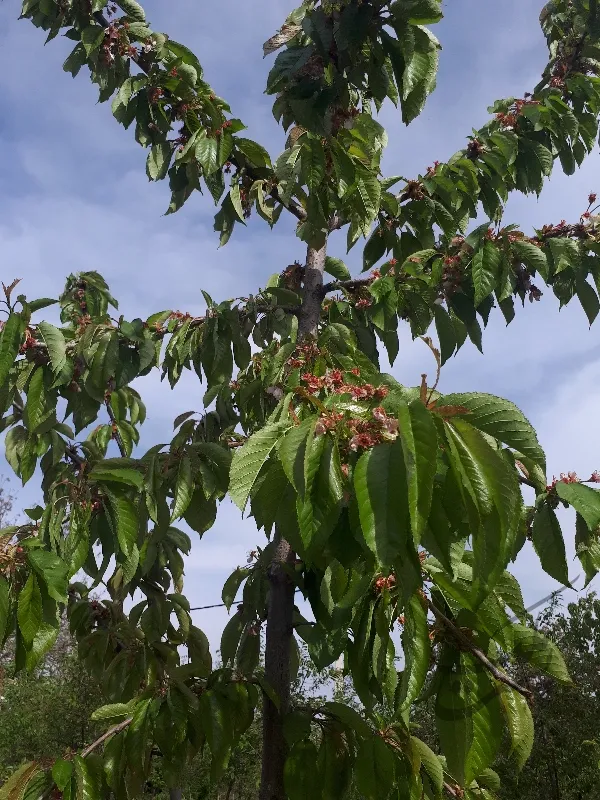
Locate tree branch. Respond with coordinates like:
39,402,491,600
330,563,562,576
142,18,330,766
322,276,374,295
80,717,132,758
92,10,306,225
427,599,533,699
105,399,128,458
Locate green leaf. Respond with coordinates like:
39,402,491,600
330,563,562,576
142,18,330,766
355,736,395,800
472,241,501,307
463,655,503,783
222,567,250,611
434,305,457,365
435,660,472,787
499,685,534,770
200,690,234,782
412,736,443,794
531,503,570,586
392,0,443,24
106,491,139,556
117,0,146,20
512,624,571,682
354,439,409,567
437,392,545,470
575,511,600,585
0,313,25,388
0,764,40,800
397,398,438,543
284,740,319,800
236,138,272,168
577,279,600,325
398,592,430,710
195,132,219,175
445,419,520,596
146,141,172,181
90,702,134,722
171,454,194,521
74,754,103,800
548,237,578,274
17,573,42,647
28,550,68,603
555,481,600,530
511,239,549,281
354,164,381,225
322,702,372,738
52,761,73,792
229,184,246,223
37,322,68,383
89,465,143,489
324,256,352,281
296,434,344,553
229,421,291,511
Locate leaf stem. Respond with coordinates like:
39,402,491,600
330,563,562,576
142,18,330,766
427,599,533,699
80,717,132,758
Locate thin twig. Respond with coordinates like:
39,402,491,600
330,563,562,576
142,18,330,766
81,717,132,758
105,400,128,458
322,276,375,295
427,599,532,699
518,474,539,490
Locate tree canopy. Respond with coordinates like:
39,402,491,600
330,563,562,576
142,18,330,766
2,1,600,799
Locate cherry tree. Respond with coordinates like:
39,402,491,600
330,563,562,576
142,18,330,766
2,1,600,799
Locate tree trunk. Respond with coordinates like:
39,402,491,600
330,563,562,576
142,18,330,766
259,241,327,800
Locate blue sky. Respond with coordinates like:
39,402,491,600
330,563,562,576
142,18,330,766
0,0,599,649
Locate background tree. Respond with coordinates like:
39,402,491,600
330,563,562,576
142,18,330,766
2,1,600,799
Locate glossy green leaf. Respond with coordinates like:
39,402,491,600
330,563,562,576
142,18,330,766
436,392,545,470
17,573,42,648
354,439,410,567
412,736,443,795
171,454,194,521
398,592,430,710
472,242,501,307
555,481,600,531
28,550,68,603
397,398,438,543
229,421,291,511
512,624,571,682
531,503,570,586
499,685,534,771
89,465,144,489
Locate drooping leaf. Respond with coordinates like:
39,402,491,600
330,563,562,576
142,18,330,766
499,685,534,771
353,439,410,567
27,550,68,603
397,398,438,543
398,592,430,710
436,392,545,470
0,313,25,388
512,623,571,683
284,740,319,800
531,503,570,586
229,421,291,511
355,735,395,800
17,573,42,648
